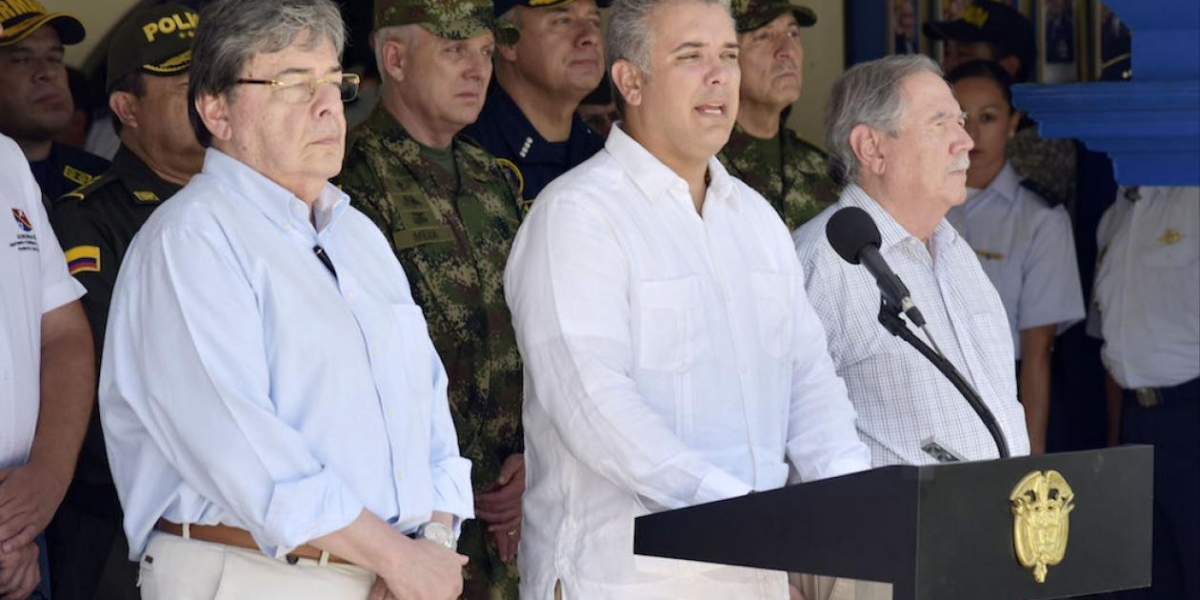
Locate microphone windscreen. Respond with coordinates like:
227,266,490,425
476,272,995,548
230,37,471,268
825,206,883,266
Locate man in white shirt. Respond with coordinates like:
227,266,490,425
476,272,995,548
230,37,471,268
792,53,1030,600
0,127,94,599
504,0,871,597
98,2,472,599
1091,186,1199,600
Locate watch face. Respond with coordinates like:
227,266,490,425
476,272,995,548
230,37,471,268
422,522,455,549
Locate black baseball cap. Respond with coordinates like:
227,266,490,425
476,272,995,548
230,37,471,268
923,1,1035,80
0,0,84,47
106,4,199,93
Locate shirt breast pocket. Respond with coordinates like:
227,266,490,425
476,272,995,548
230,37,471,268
391,304,437,402
749,271,791,360
635,276,707,372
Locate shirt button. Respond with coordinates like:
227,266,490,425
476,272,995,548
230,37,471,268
395,471,404,482
346,291,356,301
387,407,395,419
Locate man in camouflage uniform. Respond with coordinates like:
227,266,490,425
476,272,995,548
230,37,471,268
46,6,203,599
337,0,524,597
720,0,838,230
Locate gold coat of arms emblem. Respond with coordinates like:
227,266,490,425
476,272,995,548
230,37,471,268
1010,470,1075,583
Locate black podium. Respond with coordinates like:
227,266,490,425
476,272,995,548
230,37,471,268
634,445,1153,600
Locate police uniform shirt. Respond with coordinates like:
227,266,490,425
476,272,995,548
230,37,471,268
463,82,603,212
945,162,1085,358
1091,186,1200,389
49,144,181,509
29,141,110,211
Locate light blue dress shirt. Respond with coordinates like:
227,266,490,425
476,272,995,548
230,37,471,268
99,148,472,561
945,163,1085,357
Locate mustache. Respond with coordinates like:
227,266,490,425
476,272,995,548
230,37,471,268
950,155,971,171
772,62,800,76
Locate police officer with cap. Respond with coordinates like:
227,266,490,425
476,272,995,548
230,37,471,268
463,0,606,211
0,0,109,209
45,5,202,599
720,0,837,231
922,0,1077,211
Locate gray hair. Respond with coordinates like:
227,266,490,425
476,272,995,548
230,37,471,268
824,54,942,186
188,0,347,147
372,25,420,81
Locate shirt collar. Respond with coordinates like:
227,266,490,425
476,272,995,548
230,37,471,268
605,124,738,210
201,147,349,234
485,82,601,166
986,162,1021,202
840,184,959,253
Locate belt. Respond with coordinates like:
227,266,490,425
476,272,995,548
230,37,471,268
155,519,349,565
1122,377,1200,409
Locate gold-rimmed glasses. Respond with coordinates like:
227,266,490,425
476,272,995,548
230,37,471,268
235,73,361,103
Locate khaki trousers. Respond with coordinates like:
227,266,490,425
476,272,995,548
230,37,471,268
791,574,893,600
137,531,375,600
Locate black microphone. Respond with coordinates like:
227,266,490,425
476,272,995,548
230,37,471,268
825,206,926,328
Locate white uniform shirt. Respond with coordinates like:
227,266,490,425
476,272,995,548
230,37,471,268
945,163,1085,356
506,125,871,600
100,149,472,560
1091,186,1200,389
793,185,1030,466
1,134,85,470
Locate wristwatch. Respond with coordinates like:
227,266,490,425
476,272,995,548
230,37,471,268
415,522,456,550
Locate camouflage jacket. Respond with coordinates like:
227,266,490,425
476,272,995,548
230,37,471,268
718,122,839,230
338,106,524,597
1008,126,1077,211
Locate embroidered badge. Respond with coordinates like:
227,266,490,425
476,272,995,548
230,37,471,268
975,249,1005,261
65,245,102,275
1158,229,1183,245
11,208,33,232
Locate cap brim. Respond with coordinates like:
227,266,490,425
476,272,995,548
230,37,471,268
0,12,86,46
142,49,192,75
737,4,817,33
792,6,817,27
922,20,985,43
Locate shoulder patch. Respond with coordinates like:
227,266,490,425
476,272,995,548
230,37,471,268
133,190,162,203
1020,178,1063,207
59,173,119,201
65,245,101,275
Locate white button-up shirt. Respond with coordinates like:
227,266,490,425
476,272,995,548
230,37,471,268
945,163,1085,356
100,148,472,560
506,125,871,600
793,185,1030,466
1,134,86,470
1090,186,1200,389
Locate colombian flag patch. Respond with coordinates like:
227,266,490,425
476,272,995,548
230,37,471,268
65,245,101,275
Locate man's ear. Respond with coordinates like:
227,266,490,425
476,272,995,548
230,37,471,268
109,91,139,131
611,61,644,108
849,123,886,176
380,38,408,83
195,93,233,142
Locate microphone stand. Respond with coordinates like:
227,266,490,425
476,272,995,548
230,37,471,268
876,298,1011,459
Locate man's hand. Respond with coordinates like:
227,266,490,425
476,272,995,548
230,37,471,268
379,537,468,600
0,541,40,600
475,453,524,561
0,464,69,552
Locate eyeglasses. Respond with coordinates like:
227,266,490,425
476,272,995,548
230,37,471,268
235,73,361,104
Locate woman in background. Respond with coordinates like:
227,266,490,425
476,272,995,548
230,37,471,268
945,60,1085,454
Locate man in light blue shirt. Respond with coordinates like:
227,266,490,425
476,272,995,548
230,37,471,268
97,1,473,599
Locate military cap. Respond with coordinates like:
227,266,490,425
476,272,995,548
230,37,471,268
923,1,1036,79
0,0,85,47
493,0,610,19
105,4,198,94
730,0,816,33
377,0,517,43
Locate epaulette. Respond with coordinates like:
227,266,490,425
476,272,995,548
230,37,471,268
59,172,119,202
1019,178,1064,208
